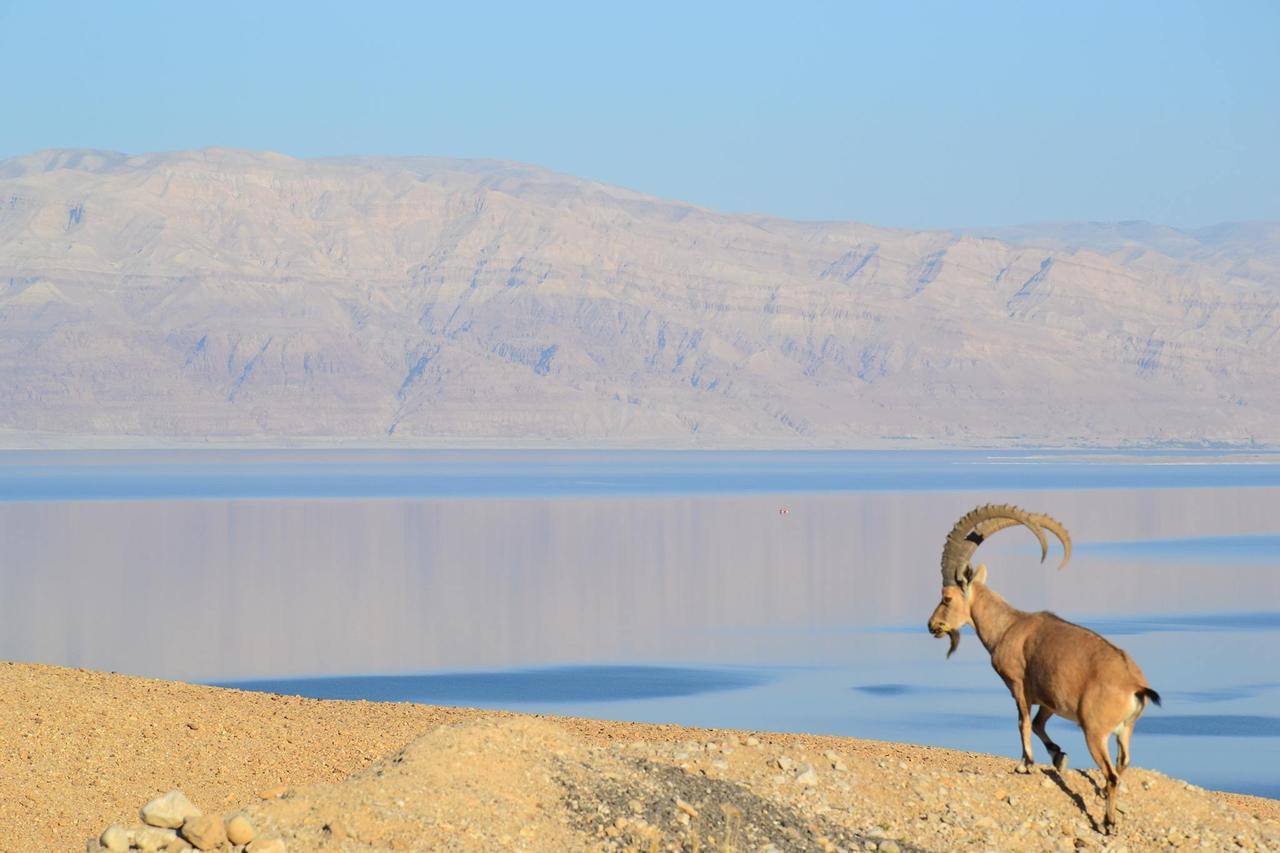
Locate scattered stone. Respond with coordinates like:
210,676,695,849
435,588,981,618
226,813,255,845
878,841,900,853
245,839,286,853
140,790,201,829
675,798,699,818
180,814,226,850
99,825,131,852
795,764,819,786
134,827,178,853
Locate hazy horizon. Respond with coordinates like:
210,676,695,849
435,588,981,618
2,1,1276,230
6,144,1279,235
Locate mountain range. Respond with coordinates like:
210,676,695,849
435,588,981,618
2,148,1277,447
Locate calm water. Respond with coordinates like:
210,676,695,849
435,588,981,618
1,450,1278,799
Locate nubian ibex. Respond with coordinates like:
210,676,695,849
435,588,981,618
926,504,1161,833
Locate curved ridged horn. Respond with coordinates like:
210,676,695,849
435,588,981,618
972,513,1072,572
940,504,1047,587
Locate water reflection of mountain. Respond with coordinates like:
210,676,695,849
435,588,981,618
2,481,1277,681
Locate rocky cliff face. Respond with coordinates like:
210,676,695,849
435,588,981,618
1,148,1276,446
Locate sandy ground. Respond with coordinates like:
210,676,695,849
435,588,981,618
4,662,1278,852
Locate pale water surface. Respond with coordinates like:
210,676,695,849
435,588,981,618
1,450,1277,798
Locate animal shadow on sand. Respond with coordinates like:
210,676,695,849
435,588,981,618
1041,766,1107,834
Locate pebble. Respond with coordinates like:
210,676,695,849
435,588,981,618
776,755,796,771
795,764,819,786
878,842,900,853
226,813,255,845
245,839,287,853
675,798,699,818
140,790,201,829
180,815,226,850
99,826,131,852
134,827,178,853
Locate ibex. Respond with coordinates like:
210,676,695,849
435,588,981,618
926,505,1161,833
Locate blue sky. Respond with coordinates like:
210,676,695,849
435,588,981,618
1,0,1276,229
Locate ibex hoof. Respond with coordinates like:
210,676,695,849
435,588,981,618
1014,762,1033,774
1053,752,1068,772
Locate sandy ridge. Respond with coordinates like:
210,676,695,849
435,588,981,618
4,662,1277,851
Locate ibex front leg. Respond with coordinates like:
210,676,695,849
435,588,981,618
1011,686,1036,772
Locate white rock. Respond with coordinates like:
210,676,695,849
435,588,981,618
134,826,179,853
99,826,131,852
140,790,202,828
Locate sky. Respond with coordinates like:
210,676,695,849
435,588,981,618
0,0,1276,230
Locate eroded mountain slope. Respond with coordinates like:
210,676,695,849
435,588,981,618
1,149,1276,445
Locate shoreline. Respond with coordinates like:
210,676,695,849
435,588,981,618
5,662,1278,851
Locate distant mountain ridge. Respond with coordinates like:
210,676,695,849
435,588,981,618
1,148,1277,446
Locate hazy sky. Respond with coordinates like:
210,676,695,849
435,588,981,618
1,0,1276,229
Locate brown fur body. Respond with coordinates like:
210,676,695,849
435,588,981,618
928,565,1160,832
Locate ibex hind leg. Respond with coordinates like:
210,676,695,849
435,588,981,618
1114,692,1144,773
1084,726,1121,833
1032,706,1068,771
1114,721,1135,773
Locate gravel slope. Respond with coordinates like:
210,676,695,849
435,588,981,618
4,662,1277,852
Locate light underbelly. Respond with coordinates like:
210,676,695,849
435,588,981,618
1025,684,1078,722
1042,703,1078,723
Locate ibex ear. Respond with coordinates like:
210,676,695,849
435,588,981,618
960,564,986,594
